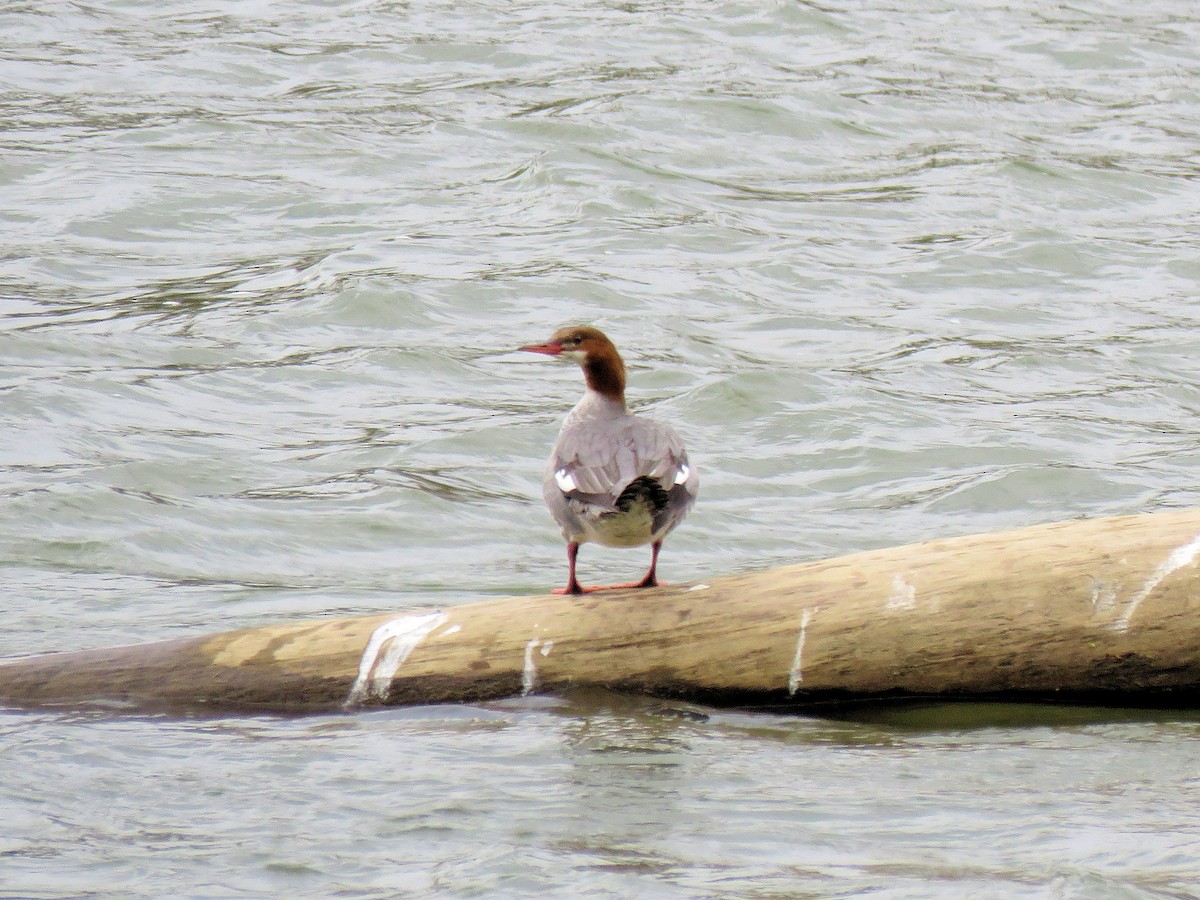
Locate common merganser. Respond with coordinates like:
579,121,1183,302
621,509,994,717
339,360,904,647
520,326,698,595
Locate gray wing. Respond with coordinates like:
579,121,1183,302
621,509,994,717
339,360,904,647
543,415,698,539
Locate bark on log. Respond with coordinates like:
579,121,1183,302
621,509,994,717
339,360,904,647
3,508,1200,715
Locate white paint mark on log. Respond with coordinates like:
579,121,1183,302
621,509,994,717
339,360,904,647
1114,531,1200,632
787,608,817,696
540,640,554,657
688,583,711,591
438,623,462,638
522,638,542,696
1089,579,1118,617
886,574,917,611
346,611,448,706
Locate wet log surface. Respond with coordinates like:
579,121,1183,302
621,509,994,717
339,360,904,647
3,508,1200,715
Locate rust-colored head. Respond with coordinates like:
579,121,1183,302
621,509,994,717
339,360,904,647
520,325,626,400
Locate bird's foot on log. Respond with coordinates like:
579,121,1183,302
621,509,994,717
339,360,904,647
564,579,666,592
551,584,661,594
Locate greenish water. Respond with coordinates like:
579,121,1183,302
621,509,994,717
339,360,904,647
3,0,1200,895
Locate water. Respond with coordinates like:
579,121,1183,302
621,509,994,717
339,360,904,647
3,0,1200,895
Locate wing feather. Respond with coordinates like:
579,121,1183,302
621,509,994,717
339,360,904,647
542,411,698,542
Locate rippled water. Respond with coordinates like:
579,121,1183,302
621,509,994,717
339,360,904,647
3,0,1200,895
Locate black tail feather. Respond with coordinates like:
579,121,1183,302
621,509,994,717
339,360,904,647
615,476,670,514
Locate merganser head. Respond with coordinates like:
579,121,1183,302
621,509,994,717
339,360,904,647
520,325,626,401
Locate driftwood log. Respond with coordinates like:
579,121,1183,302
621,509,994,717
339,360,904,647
2,509,1200,714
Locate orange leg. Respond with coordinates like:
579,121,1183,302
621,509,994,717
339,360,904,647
635,540,663,588
551,542,587,595
552,541,667,595
609,540,662,589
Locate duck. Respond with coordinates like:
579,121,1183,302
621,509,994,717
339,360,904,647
519,325,698,594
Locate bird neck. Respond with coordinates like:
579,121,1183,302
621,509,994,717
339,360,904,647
582,349,626,403
569,389,628,422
